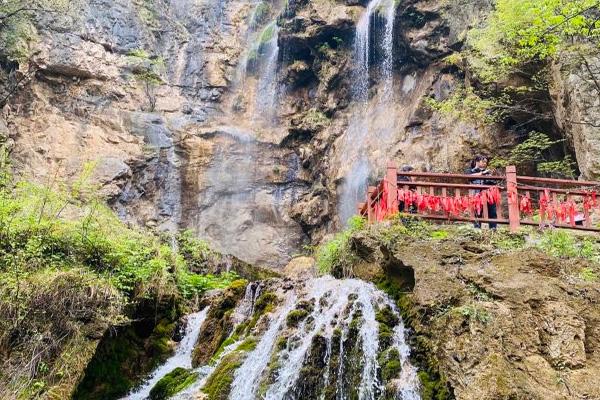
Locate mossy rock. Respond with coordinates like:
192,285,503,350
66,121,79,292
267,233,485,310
149,367,198,400
203,341,255,400
286,309,309,327
73,314,179,400
380,348,401,381
254,292,279,313
376,305,399,327
193,284,248,366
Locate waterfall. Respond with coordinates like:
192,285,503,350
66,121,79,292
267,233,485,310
121,308,210,400
233,277,420,400
338,0,396,224
228,291,298,400
255,22,281,122
132,277,421,400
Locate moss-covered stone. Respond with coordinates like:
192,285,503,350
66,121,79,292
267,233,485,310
380,348,401,381
254,291,279,313
202,339,256,400
192,283,248,366
289,334,329,398
74,298,181,400
286,309,310,327
149,367,198,400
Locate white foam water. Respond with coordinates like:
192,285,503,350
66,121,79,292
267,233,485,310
121,308,209,400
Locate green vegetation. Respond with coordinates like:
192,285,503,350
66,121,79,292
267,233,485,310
259,22,276,45
303,108,330,128
286,309,309,327
127,48,166,111
579,267,598,282
202,339,256,400
0,0,69,63
434,0,600,178
0,149,241,398
467,0,600,82
315,215,365,275
133,0,160,29
380,348,401,381
489,132,576,178
74,316,181,400
149,368,198,400
425,86,507,126
453,304,492,324
538,230,600,260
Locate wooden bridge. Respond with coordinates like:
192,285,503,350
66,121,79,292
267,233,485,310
357,163,600,232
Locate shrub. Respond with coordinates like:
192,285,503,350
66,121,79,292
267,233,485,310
0,147,246,397
538,230,578,258
315,216,365,275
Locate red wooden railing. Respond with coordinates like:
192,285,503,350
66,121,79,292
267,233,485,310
358,162,600,232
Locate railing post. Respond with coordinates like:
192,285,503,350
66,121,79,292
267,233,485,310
386,162,398,215
367,186,376,223
506,165,520,232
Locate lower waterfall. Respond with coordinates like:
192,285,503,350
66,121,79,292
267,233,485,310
136,277,422,400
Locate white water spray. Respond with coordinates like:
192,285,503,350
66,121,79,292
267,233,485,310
339,0,397,224
122,308,209,400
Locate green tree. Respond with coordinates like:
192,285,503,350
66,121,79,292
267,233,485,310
467,0,600,82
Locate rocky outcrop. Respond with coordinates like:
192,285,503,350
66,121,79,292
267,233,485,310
347,224,600,400
551,48,600,180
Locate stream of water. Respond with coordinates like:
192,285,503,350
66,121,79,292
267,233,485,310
173,277,421,399
122,308,210,400
339,0,397,224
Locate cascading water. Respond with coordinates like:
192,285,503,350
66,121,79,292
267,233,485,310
186,2,306,267
338,0,396,224
255,22,281,123
122,308,210,400
134,277,421,400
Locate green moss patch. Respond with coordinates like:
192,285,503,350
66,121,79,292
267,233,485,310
286,309,310,327
149,367,198,400
202,339,256,400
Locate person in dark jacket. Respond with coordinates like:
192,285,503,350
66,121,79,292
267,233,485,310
398,165,416,213
467,155,497,230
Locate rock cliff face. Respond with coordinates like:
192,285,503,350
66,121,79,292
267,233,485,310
1,0,599,266
551,50,600,180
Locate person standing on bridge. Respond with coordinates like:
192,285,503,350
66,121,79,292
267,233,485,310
467,155,497,230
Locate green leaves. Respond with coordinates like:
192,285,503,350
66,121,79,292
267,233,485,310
0,148,243,303
489,131,576,178
467,0,600,81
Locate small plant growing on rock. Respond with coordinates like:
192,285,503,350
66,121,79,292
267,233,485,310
315,216,365,276
579,267,598,282
453,304,492,324
286,309,309,327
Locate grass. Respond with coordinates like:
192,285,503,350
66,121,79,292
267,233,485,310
579,267,598,282
315,216,365,275
453,304,492,324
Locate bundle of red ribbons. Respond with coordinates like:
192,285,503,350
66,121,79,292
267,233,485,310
371,186,502,221
533,189,598,224
371,183,599,224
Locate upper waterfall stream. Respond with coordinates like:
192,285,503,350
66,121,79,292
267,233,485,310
339,0,397,224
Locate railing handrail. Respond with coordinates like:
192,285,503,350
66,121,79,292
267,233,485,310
396,171,600,188
395,171,505,180
357,162,600,232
